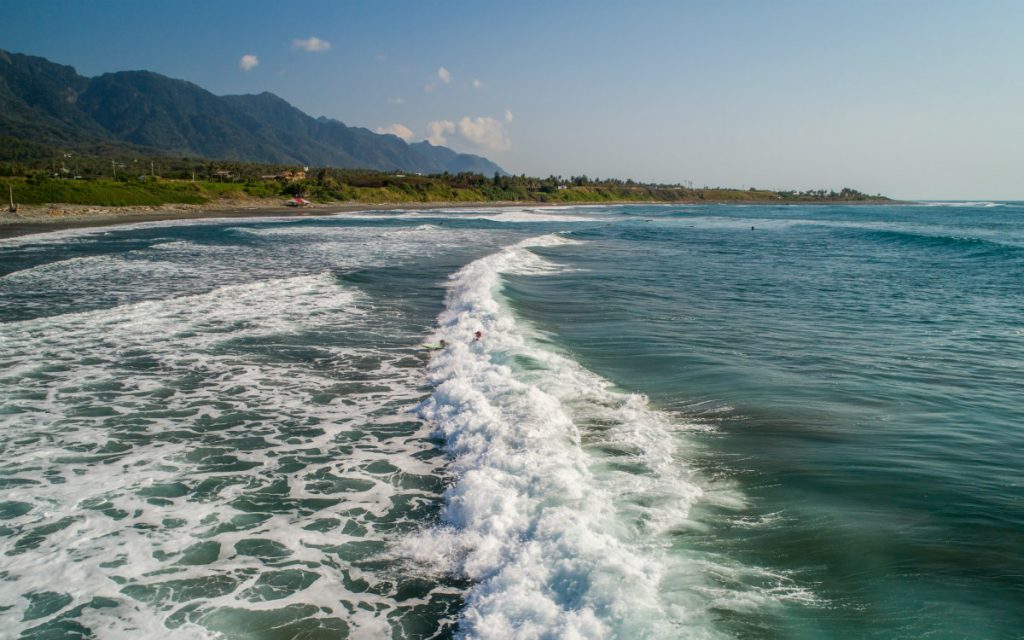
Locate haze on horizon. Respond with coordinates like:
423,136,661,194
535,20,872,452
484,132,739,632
6,0,1023,200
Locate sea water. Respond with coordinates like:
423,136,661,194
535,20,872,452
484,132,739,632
0,203,1021,638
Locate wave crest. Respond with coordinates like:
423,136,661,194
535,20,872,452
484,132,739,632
407,234,724,638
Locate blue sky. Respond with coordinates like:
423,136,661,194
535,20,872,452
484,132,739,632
6,0,1023,198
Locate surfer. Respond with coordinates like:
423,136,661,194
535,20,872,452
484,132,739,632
474,330,483,341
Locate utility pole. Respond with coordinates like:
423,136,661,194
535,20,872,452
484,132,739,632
151,161,155,178
112,160,117,180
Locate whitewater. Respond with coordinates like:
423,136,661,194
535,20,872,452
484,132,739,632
2,202,1022,639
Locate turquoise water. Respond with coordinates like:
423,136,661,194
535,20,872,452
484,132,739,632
0,203,1021,638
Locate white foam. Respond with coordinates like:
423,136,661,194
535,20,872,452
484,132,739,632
914,201,1003,208
0,269,447,637
406,234,733,638
1,253,119,280
329,206,605,223
0,224,518,321
0,214,315,247
481,210,603,223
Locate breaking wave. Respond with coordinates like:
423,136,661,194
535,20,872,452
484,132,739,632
406,235,806,638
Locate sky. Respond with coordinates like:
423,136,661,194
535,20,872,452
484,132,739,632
5,0,1024,199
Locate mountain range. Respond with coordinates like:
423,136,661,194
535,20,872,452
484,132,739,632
0,49,505,175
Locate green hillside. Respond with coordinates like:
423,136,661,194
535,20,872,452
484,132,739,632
0,49,505,175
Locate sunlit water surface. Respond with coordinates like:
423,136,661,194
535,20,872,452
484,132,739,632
1,202,1021,638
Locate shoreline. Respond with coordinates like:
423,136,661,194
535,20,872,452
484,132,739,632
0,200,529,239
0,198,895,240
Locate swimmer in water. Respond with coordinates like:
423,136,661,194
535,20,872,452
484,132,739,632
474,330,483,341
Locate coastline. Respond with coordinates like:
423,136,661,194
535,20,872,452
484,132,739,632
0,200,533,240
0,197,895,240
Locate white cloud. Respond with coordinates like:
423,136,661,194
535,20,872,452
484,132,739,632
426,120,455,145
423,83,435,93
387,97,405,105
239,54,259,71
293,36,331,52
504,109,514,123
437,66,451,84
458,116,511,152
472,79,483,89
375,123,414,142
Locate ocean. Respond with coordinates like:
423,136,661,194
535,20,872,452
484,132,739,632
0,202,1021,639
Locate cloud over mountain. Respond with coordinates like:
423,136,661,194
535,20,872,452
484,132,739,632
375,123,414,142
458,116,511,152
239,54,259,71
426,120,455,145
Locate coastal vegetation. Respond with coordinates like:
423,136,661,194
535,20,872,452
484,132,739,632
0,155,886,208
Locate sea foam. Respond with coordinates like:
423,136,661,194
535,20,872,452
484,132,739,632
408,235,723,638
0,271,450,638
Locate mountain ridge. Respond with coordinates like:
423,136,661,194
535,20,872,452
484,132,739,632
0,49,506,175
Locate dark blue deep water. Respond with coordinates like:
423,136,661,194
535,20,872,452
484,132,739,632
1,202,1021,639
